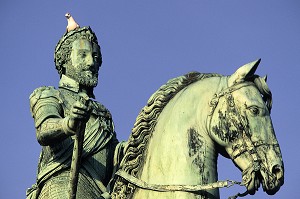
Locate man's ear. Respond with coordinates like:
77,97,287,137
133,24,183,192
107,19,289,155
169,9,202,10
228,59,261,87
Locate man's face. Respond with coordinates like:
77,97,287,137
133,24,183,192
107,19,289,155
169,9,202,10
65,38,101,87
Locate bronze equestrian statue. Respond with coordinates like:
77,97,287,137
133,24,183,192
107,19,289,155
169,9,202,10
27,14,284,199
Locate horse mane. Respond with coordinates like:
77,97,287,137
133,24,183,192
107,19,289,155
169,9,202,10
112,72,221,197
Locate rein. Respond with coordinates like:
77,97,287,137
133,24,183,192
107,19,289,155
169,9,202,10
115,169,243,192
112,81,257,198
204,81,261,199
113,81,274,198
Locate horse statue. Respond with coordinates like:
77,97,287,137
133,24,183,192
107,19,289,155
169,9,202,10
110,59,284,199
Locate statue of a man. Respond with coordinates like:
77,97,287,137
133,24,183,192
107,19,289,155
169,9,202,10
26,26,119,199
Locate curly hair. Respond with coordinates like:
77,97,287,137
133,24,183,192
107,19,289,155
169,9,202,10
54,26,102,76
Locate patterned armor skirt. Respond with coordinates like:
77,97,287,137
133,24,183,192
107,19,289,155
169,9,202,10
39,169,103,199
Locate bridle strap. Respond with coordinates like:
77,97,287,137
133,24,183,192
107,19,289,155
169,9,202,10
206,80,265,191
214,82,255,99
115,169,243,192
231,141,280,160
113,82,260,198
207,82,255,132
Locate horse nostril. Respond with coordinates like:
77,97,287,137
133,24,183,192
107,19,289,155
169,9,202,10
272,165,284,182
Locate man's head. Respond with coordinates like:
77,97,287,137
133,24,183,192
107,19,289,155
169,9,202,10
54,27,102,87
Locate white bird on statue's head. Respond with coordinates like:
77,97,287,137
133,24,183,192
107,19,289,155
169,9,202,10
65,12,80,32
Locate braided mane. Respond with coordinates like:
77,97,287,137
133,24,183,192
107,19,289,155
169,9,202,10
111,72,221,198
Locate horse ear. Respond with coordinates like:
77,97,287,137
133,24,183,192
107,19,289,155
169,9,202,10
228,59,261,87
263,75,268,82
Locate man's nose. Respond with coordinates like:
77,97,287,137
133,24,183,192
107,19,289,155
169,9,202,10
85,53,94,67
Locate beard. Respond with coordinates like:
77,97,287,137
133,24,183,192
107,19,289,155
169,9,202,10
65,64,99,87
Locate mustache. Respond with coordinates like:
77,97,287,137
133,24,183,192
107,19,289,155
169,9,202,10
66,64,99,87
77,64,98,74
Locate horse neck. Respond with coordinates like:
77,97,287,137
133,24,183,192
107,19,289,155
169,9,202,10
140,76,225,186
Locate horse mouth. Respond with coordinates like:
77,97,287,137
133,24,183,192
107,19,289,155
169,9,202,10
261,165,284,195
243,165,284,195
243,171,261,195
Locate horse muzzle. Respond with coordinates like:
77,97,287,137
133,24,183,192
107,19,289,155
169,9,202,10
242,163,284,195
261,164,284,195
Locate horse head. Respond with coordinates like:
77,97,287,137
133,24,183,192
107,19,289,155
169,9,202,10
207,59,284,195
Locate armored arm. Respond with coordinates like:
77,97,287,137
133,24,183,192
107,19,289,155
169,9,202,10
30,87,75,146
34,101,74,146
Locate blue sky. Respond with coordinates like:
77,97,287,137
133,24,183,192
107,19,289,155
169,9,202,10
0,1,299,198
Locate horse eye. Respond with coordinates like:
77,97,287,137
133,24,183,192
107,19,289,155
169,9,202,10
248,106,260,116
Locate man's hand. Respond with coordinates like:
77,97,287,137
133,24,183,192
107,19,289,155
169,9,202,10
67,93,91,135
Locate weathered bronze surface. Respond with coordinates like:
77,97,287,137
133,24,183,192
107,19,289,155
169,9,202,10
26,25,118,199
111,60,284,199
27,14,284,199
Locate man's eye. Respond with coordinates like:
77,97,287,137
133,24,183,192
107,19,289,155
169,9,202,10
78,52,86,57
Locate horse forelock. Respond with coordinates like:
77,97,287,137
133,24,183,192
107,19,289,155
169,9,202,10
111,72,221,197
248,75,272,112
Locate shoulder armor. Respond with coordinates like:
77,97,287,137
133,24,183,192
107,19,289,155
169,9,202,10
29,86,61,114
